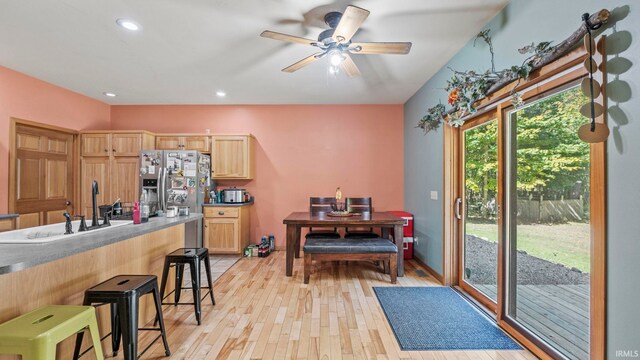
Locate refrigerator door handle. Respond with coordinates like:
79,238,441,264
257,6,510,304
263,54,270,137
160,167,166,212
156,165,162,211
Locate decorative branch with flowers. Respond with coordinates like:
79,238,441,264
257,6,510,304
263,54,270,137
416,10,610,133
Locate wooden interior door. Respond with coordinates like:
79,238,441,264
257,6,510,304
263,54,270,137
12,122,75,228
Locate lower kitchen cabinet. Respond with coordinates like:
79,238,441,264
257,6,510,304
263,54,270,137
203,205,251,254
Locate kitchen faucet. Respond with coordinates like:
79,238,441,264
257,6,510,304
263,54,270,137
91,180,99,227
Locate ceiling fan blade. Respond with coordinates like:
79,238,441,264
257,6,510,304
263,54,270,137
339,54,361,78
282,53,323,73
332,6,370,43
350,42,412,55
261,30,318,46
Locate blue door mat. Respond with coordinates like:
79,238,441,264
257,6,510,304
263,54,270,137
373,287,521,351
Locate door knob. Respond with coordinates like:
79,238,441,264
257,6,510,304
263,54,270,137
65,200,72,206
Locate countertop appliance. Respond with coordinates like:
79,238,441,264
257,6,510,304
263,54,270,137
221,188,247,203
140,150,211,247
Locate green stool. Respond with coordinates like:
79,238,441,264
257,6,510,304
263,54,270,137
0,305,104,360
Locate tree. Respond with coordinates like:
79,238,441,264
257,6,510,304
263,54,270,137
464,85,590,219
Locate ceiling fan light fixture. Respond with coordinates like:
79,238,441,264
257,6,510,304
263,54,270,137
329,50,346,67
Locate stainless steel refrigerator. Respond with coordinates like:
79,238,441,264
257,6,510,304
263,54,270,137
139,150,211,247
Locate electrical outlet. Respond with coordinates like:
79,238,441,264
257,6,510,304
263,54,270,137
414,237,418,245
430,191,438,200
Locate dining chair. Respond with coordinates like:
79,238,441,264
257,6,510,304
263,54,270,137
305,197,341,239
345,197,378,238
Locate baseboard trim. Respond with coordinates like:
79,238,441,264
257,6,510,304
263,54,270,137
412,256,444,284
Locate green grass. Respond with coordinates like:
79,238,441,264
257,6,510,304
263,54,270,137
466,222,590,272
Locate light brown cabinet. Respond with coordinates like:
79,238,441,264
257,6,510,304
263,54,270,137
203,205,251,254
211,135,254,179
80,131,154,216
80,157,111,216
82,132,154,157
155,135,210,153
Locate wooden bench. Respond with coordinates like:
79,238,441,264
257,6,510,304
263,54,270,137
303,237,398,284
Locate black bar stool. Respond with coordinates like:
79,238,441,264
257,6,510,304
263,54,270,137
73,275,170,360
158,248,216,325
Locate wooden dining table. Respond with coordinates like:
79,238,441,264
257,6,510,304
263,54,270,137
282,211,406,277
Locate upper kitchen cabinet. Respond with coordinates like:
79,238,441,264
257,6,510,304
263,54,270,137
81,133,110,156
155,135,210,153
211,135,255,180
80,131,154,216
81,131,155,157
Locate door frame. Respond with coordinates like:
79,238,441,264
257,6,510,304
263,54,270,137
456,111,501,314
443,44,606,359
8,118,80,223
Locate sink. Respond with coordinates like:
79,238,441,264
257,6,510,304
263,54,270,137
0,220,131,244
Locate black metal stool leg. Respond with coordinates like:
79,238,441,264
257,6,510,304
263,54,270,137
174,263,185,305
159,257,171,302
111,302,122,356
155,257,171,326
152,284,171,356
118,296,139,360
72,294,91,360
203,254,216,305
189,259,202,325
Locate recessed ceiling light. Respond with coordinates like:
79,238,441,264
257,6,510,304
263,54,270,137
103,92,117,97
116,18,141,31
216,91,227,97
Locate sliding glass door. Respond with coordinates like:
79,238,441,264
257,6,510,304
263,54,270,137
504,83,591,360
460,116,499,308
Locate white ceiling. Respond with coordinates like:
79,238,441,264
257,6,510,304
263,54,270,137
0,0,507,105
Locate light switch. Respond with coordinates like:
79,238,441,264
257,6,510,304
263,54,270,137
430,191,438,200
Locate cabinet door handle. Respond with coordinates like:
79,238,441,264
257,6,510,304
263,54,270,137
218,211,225,215
104,149,108,152
112,149,116,152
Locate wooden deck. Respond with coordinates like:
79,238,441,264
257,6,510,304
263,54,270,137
475,283,589,360
124,251,537,359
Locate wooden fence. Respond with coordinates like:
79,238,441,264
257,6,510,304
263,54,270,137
518,198,584,223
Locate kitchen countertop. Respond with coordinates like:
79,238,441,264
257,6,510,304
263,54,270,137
0,213,202,275
203,199,254,207
0,214,18,220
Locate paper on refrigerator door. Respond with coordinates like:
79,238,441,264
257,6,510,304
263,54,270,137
184,163,197,177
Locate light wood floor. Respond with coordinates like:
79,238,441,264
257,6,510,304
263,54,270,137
130,251,536,360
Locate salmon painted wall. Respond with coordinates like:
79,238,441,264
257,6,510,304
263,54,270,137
0,66,110,213
111,105,404,247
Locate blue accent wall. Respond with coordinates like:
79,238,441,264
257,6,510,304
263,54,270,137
404,0,640,355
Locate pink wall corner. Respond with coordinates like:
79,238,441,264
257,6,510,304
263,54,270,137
0,66,110,213
111,105,405,247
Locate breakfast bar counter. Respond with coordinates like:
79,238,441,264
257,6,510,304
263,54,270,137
0,214,202,359
0,213,202,274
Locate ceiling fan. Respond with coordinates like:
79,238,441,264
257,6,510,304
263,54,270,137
261,5,412,77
